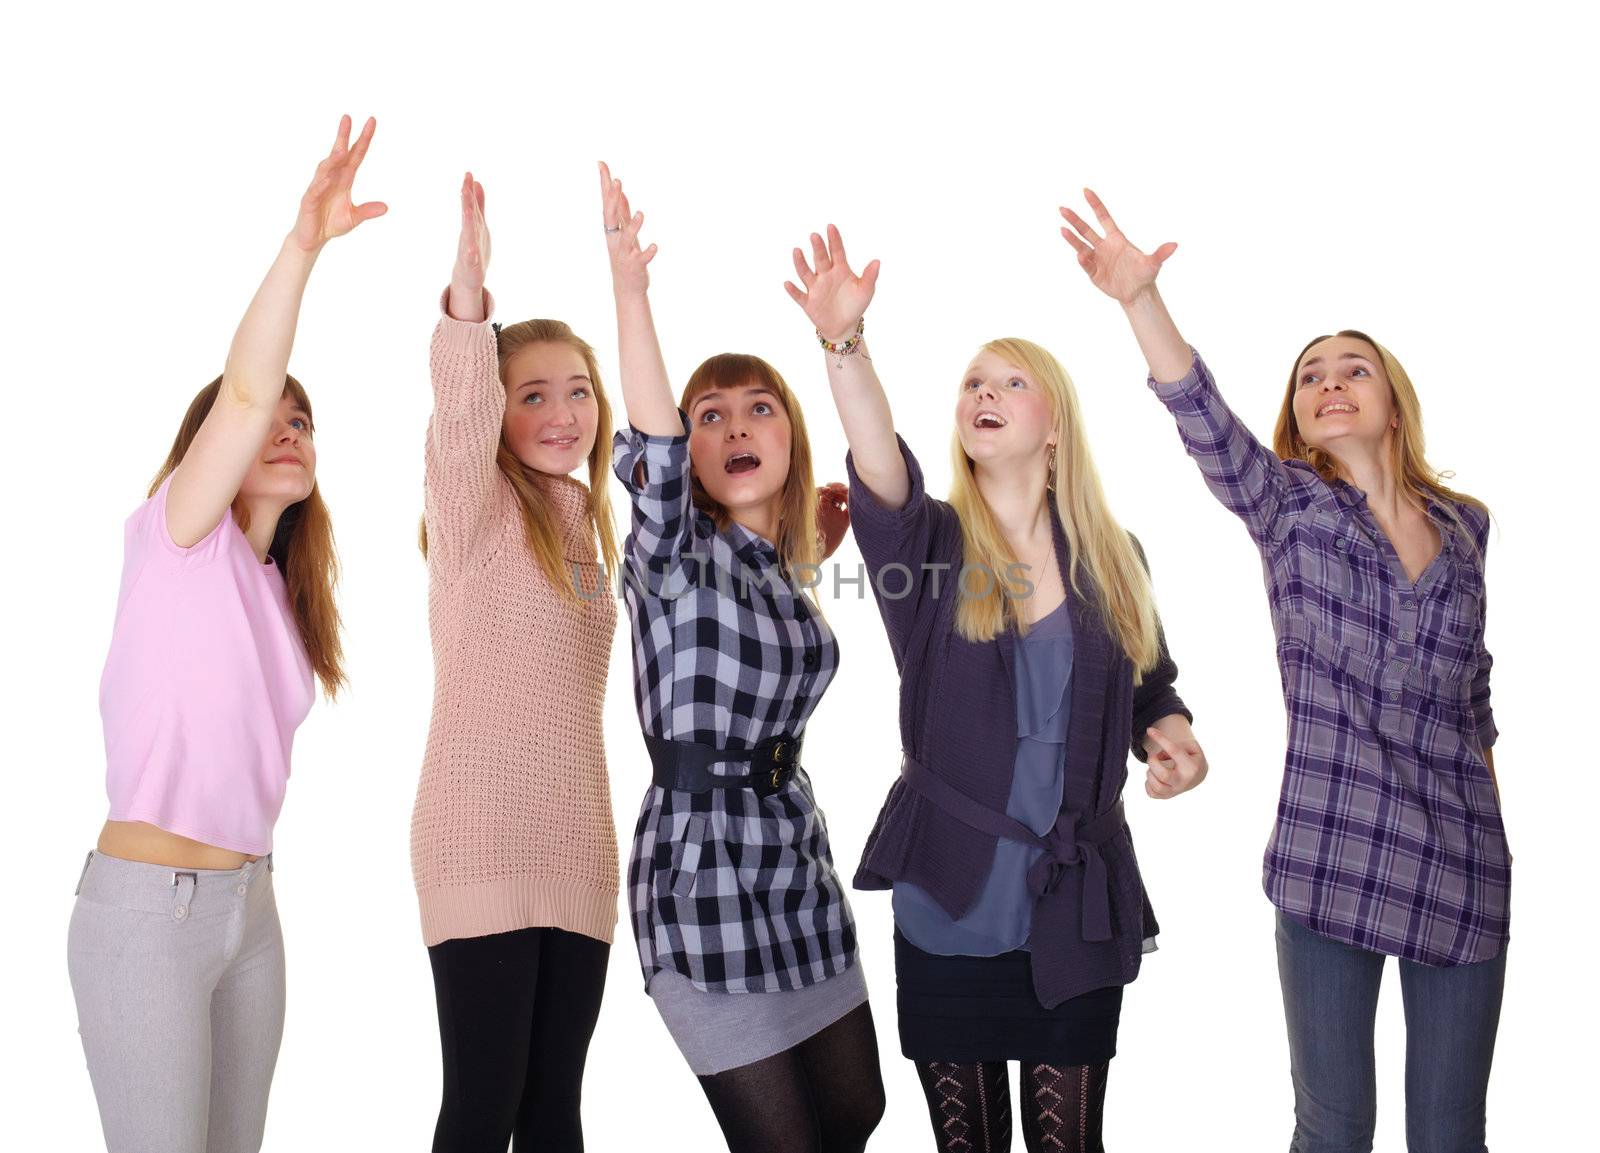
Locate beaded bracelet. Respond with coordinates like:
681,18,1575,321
816,316,865,357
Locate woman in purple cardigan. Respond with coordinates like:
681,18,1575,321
784,227,1210,1153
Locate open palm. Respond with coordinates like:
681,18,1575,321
1059,189,1175,305
784,224,879,343
291,115,387,252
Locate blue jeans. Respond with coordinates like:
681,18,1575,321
1275,911,1506,1153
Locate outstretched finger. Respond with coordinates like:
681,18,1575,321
329,114,352,158
353,200,388,224
348,116,377,170
1060,225,1092,257
809,232,830,275
827,223,848,270
1152,241,1178,265
783,280,809,307
792,247,816,288
1059,206,1102,245
861,258,881,294
1083,189,1118,235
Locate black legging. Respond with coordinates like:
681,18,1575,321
428,926,610,1152
697,1002,887,1153
913,1059,1110,1153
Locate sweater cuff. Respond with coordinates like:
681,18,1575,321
434,286,498,355
845,435,926,532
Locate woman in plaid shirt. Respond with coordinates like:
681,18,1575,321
598,164,884,1153
1060,192,1508,1152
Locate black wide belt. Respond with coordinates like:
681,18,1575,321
645,732,804,799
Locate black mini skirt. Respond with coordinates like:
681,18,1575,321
894,928,1123,1064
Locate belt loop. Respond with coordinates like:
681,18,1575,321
170,871,197,922
74,849,94,896
266,853,274,874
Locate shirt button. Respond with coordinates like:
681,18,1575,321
236,884,248,896
173,904,188,921
803,649,818,668
1387,690,1400,702
1334,539,1347,551
1399,630,1414,642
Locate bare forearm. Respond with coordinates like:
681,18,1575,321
825,341,908,508
222,237,320,411
613,288,681,436
1120,287,1192,385
446,283,486,324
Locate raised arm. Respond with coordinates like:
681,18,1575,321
424,172,507,568
599,162,680,438
167,116,386,547
784,225,907,509
1060,190,1296,548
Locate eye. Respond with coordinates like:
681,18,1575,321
523,392,544,405
699,409,722,424
963,379,980,391
1350,366,1369,378
570,387,590,400
1007,377,1026,389
1298,373,1320,389
752,401,774,415
289,417,309,431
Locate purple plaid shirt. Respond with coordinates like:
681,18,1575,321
1151,351,1508,966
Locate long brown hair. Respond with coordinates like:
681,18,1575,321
1273,330,1488,535
419,320,620,597
947,338,1159,674
150,375,346,697
679,353,820,584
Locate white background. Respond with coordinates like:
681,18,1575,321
5,2,1595,1148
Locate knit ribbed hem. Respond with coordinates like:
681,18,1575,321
417,876,618,947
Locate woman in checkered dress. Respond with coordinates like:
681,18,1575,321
1060,191,1509,1151
598,164,885,1153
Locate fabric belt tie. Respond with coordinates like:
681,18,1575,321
901,753,1123,943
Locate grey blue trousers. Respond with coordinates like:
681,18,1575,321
67,851,285,1153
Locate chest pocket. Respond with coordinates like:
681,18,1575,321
1286,511,1382,640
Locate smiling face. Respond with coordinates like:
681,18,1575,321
954,349,1058,469
501,340,599,475
237,390,317,507
1290,335,1398,456
687,381,793,517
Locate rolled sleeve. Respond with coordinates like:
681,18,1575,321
612,412,694,566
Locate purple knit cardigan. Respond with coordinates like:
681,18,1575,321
846,438,1190,1008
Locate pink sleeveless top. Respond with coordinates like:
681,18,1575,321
98,477,315,854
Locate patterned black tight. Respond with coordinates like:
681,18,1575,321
913,1060,1109,1153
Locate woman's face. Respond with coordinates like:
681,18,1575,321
687,380,793,518
954,349,1056,469
1291,336,1397,457
502,341,599,475
237,390,317,506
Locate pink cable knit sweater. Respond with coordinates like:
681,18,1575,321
410,296,619,947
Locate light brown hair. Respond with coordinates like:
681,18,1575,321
680,353,820,583
1273,330,1487,534
420,320,621,595
150,375,346,697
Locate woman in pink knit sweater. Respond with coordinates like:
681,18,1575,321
409,173,622,1153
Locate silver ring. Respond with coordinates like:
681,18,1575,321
605,224,622,234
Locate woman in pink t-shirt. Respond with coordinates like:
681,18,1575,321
68,116,385,1153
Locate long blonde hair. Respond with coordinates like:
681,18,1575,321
679,353,821,585
948,338,1160,675
1273,330,1487,542
152,375,346,697
420,319,620,596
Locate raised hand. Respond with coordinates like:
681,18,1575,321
784,225,880,344
448,172,490,323
599,160,657,297
816,482,850,560
291,115,387,253
1142,725,1209,800
1059,190,1175,306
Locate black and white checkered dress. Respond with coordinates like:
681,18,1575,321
613,418,860,999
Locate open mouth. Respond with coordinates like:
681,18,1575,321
542,434,580,448
973,411,1007,429
725,452,761,475
1315,400,1359,418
